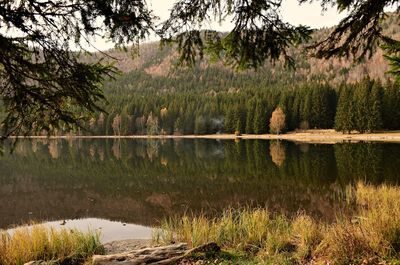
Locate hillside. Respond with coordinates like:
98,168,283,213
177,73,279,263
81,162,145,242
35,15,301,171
97,14,400,88
75,15,400,137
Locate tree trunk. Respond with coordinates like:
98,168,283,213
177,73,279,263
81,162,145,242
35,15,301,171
92,242,220,265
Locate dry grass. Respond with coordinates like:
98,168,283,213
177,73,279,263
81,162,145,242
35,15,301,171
154,208,273,251
154,183,400,264
316,183,400,264
0,225,104,265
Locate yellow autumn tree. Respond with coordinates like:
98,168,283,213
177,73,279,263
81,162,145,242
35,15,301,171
269,107,286,135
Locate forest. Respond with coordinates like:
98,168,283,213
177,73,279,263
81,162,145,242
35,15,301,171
67,15,400,136
84,75,400,136
1,16,400,137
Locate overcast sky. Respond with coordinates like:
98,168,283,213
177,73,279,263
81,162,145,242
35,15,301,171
89,0,347,51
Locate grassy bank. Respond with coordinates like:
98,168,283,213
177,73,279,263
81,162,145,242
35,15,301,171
153,183,400,264
0,225,103,265
2,183,399,264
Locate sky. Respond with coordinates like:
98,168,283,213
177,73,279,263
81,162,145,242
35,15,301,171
147,0,346,27
87,0,348,51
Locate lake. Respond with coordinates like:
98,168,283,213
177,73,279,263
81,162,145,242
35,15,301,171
1,139,400,242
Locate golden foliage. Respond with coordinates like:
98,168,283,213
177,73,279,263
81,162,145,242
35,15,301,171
270,107,286,134
269,141,286,167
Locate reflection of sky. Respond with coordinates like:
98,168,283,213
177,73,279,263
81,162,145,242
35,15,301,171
7,218,152,243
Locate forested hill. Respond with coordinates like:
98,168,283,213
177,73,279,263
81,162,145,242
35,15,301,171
81,15,400,135
100,14,400,87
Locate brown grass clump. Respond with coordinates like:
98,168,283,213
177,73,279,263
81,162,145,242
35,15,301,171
0,225,104,265
316,220,374,264
291,214,323,263
316,183,400,264
154,208,272,251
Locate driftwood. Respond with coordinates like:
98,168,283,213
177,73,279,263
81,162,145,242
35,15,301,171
92,242,220,265
24,260,65,265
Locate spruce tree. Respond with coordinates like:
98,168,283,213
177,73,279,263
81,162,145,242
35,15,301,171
335,86,354,133
278,93,293,131
300,91,312,129
368,82,383,132
224,108,235,133
354,80,371,133
310,85,336,129
290,91,302,130
253,100,267,134
234,106,246,134
383,83,400,130
245,100,255,134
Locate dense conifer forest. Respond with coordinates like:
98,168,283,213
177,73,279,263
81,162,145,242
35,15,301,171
89,76,400,136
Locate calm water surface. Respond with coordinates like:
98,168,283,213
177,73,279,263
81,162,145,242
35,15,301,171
1,139,399,242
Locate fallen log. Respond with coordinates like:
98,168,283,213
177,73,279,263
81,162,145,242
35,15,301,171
92,242,220,265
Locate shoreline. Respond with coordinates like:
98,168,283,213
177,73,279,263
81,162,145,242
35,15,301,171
11,129,400,144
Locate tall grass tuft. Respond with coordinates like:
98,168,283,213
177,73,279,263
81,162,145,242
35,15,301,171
291,214,322,262
317,183,400,263
154,208,273,251
154,183,400,264
0,225,104,265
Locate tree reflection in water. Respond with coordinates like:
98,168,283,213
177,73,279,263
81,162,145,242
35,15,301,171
0,139,399,229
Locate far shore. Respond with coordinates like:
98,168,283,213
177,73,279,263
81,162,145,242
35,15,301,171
12,129,400,144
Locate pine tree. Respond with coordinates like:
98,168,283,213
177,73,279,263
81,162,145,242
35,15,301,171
245,100,255,134
368,82,383,132
335,87,354,133
174,117,183,134
234,105,246,134
290,91,301,130
253,100,267,134
300,91,311,129
309,85,336,129
278,92,293,131
194,115,207,134
224,108,235,133
354,79,372,133
383,82,400,130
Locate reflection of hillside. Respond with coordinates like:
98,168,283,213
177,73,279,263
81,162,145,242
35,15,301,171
1,139,399,229
0,175,343,228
